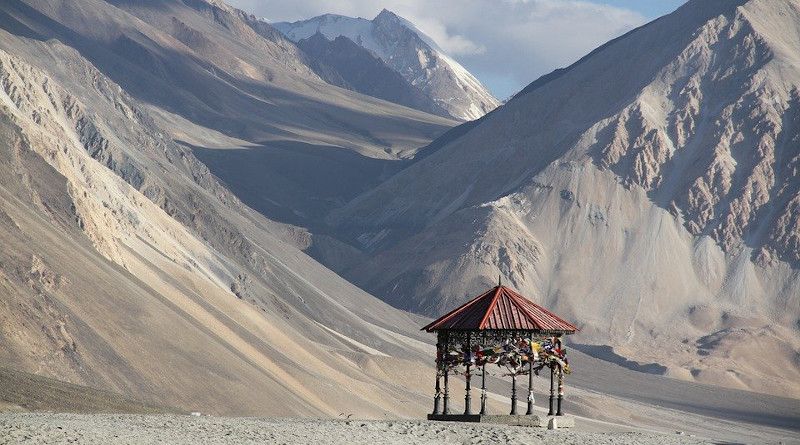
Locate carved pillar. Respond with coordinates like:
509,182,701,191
433,339,442,414
556,368,564,416
510,374,518,415
480,363,487,415
443,370,451,414
464,364,472,415
555,335,564,416
433,371,442,415
526,356,535,415
464,332,472,415
547,365,555,416
443,331,451,414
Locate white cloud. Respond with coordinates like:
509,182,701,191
224,0,649,98
407,17,486,56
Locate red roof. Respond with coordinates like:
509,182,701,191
422,285,579,334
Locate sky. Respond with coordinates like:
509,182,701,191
226,0,688,99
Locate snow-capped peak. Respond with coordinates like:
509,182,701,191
274,10,499,121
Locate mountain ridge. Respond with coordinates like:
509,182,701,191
274,10,499,121
296,32,451,118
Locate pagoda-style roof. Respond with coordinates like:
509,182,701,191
422,285,579,334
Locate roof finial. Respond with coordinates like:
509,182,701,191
498,275,502,287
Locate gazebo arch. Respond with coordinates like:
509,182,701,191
422,281,578,424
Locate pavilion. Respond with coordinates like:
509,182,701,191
422,281,579,426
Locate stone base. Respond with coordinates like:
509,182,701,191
545,415,574,428
426,414,574,428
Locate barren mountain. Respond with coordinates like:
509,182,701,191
330,0,800,398
4,0,455,229
0,0,452,417
296,33,451,119
0,1,799,439
274,10,500,121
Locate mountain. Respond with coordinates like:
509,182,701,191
66,0,453,229
1,0,799,438
297,33,451,118
0,0,450,416
329,0,800,398
274,10,500,121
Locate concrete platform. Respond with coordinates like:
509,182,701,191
426,414,574,428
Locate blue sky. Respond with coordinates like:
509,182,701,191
590,0,687,19
227,0,689,99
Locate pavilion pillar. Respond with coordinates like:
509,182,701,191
432,340,442,415
510,374,518,415
443,370,451,414
464,332,472,415
556,368,564,416
432,372,442,415
555,335,564,416
547,365,555,416
479,363,487,415
526,356,535,415
464,364,472,415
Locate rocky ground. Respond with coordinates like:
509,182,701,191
0,414,723,445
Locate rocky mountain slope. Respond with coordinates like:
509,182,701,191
296,33,451,119
274,10,500,121
0,0,450,417
330,0,800,398
6,0,455,230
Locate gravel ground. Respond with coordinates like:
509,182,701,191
0,414,716,445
